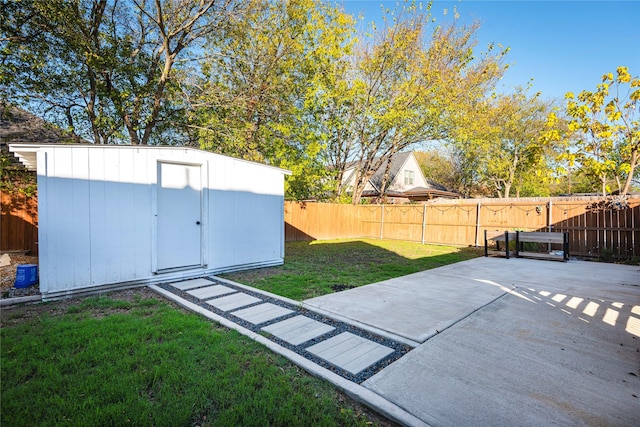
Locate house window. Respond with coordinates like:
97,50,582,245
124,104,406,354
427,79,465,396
404,170,414,186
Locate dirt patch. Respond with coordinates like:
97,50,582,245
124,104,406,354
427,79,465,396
222,265,283,283
0,287,181,328
330,284,357,292
0,253,39,298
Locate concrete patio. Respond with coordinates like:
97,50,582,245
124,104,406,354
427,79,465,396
154,257,640,426
305,257,640,426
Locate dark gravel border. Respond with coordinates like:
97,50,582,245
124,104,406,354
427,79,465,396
158,277,412,384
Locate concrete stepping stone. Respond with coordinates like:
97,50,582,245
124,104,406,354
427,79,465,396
262,315,334,345
206,292,261,311
172,278,215,291
307,332,394,375
231,303,294,325
187,285,236,300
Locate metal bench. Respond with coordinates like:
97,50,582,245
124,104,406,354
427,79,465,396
515,231,569,262
485,230,569,262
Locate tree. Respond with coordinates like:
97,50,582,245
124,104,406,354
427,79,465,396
564,66,640,195
185,0,355,199
449,87,557,198
414,148,465,193
318,5,507,203
549,167,599,196
1,0,244,145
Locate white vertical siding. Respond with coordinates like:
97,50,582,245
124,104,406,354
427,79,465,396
207,156,284,270
40,147,92,292
82,147,152,287
35,150,50,293
88,148,107,285
35,145,286,296
115,148,149,281
72,147,91,286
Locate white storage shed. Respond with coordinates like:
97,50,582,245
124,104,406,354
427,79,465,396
9,144,290,300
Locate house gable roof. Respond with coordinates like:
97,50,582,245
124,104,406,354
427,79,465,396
368,151,412,191
422,179,450,192
0,105,84,145
366,151,454,193
1,104,86,171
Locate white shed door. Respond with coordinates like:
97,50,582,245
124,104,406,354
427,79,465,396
156,162,202,271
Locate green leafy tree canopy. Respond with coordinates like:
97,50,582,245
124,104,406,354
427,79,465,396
564,66,640,195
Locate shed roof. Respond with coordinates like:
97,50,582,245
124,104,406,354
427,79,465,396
8,143,292,175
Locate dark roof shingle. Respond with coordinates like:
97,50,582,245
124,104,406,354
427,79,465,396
1,104,85,168
368,151,412,190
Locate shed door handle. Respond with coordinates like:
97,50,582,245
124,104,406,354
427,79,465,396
196,221,201,225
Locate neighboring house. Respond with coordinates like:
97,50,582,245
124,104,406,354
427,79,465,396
341,151,459,203
1,104,84,155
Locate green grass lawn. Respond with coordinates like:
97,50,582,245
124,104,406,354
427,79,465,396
2,238,478,426
1,293,386,426
223,238,483,300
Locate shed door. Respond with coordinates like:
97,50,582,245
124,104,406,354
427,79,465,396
156,162,202,271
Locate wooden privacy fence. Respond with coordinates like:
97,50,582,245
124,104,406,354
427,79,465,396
3,192,637,260
285,197,640,259
1,190,38,255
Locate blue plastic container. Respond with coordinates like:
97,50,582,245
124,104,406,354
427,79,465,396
14,264,38,288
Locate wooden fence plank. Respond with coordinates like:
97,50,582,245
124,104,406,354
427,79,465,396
1,190,38,255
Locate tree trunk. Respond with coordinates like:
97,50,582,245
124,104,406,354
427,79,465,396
333,169,345,201
504,147,518,199
621,149,638,195
125,118,141,145
351,154,375,204
351,168,368,204
377,153,395,203
139,54,172,146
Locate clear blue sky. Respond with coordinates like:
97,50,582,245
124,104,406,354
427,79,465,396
338,0,640,102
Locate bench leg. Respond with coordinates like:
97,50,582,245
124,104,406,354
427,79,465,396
505,231,509,259
484,230,488,257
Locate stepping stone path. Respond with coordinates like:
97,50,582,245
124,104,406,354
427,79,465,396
307,332,395,375
262,315,334,345
205,292,261,311
233,303,294,325
159,277,410,383
187,285,235,299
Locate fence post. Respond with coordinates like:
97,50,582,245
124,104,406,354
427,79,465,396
421,203,427,244
380,204,384,240
474,201,482,247
547,199,553,253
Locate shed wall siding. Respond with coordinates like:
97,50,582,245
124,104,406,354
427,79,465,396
37,146,285,295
